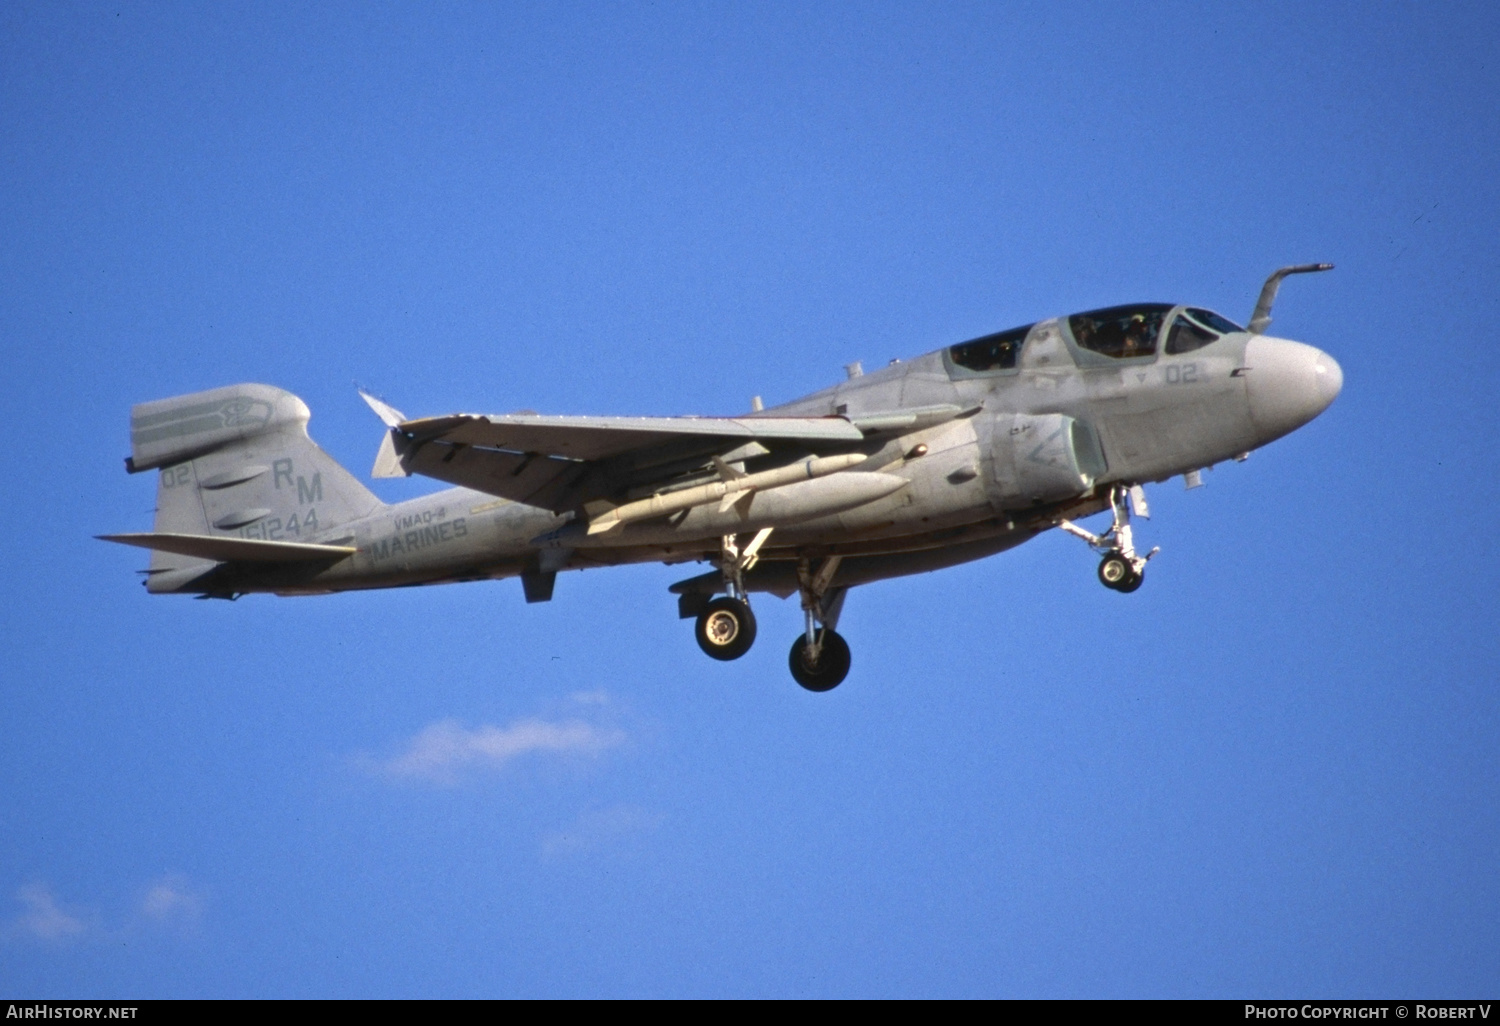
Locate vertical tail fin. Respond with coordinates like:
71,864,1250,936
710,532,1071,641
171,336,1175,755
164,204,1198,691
126,384,382,590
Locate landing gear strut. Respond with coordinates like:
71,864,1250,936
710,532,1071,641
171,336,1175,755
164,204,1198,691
694,529,773,661
1060,484,1158,593
789,556,851,692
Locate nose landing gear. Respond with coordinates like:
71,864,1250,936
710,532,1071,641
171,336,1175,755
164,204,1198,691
1096,551,1143,593
1060,484,1157,593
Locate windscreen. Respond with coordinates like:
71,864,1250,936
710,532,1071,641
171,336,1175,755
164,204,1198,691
1166,308,1246,354
1186,308,1243,333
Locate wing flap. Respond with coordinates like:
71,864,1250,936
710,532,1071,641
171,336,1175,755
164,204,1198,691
98,533,357,564
399,442,588,511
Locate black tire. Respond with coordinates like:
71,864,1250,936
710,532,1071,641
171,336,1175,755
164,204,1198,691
1097,553,1132,591
695,596,757,661
1116,569,1144,593
788,629,852,692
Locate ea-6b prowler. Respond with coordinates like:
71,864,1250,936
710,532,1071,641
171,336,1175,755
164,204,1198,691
102,266,1342,691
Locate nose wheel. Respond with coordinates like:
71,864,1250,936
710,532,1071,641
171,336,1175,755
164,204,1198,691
1061,484,1158,594
1097,552,1143,592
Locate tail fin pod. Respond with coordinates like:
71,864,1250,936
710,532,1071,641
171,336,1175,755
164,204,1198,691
127,384,382,585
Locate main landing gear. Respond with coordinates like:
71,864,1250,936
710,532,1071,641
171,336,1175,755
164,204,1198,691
789,555,849,692
686,536,854,692
1059,483,1159,594
693,529,772,661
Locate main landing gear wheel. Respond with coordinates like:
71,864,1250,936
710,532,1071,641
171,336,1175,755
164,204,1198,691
695,596,757,661
788,629,851,692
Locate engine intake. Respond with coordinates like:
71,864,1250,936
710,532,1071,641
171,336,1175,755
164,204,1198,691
982,412,1106,510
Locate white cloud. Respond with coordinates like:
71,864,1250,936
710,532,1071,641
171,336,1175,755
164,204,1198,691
541,805,666,857
139,876,203,927
378,717,626,784
9,883,87,942
4,876,206,943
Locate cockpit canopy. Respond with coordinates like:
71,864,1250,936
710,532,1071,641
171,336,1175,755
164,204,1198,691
946,304,1245,373
1068,304,1245,359
948,323,1031,372
1069,304,1171,359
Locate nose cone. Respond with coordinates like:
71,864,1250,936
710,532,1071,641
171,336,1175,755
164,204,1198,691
1243,336,1343,443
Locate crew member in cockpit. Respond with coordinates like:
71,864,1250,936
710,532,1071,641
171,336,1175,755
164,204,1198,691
1122,313,1150,356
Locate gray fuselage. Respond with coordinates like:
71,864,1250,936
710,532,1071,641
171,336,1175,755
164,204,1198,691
203,306,1340,599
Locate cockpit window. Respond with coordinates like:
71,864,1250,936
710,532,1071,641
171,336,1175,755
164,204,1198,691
1166,307,1246,354
1185,308,1244,334
1166,314,1218,354
1067,304,1171,359
949,324,1032,372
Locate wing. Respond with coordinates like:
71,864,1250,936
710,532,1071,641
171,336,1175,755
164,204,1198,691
383,404,972,514
385,412,866,513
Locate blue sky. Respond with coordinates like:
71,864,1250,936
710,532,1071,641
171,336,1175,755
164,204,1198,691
2,1,1497,997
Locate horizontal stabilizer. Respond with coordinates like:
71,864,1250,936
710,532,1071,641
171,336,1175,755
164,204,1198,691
97,532,357,564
